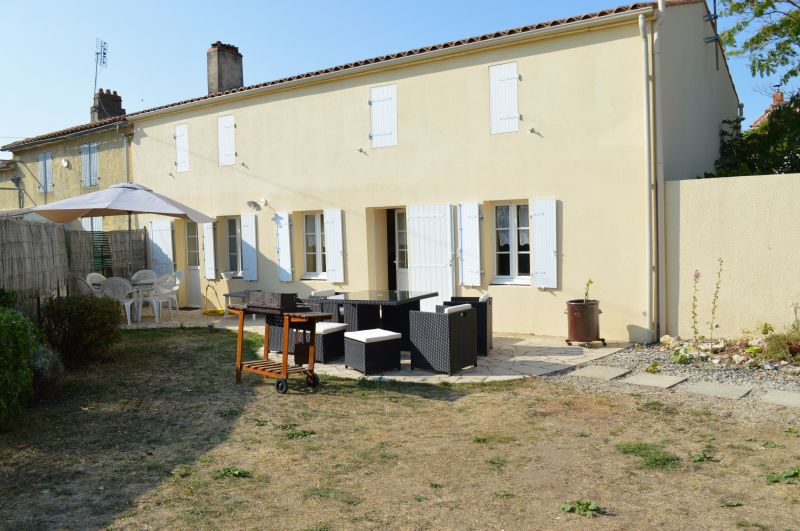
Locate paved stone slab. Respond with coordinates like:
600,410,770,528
570,365,631,381
760,390,800,408
621,373,688,389
683,382,752,400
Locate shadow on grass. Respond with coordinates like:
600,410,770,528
0,327,261,530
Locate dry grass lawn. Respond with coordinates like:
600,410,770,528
1,328,799,530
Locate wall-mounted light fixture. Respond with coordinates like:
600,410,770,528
61,159,69,168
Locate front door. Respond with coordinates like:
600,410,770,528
185,222,202,308
395,209,409,291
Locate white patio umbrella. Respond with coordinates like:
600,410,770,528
32,183,214,277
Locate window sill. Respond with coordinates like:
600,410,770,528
490,277,531,286
302,275,328,281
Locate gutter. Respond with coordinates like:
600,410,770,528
654,0,667,337
130,7,656,122
3,120,128,152
639,14,655,342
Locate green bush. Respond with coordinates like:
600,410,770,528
761,332,800,363
29,344,64,396
0,308,37,422
0,288,16,309
40,295,121,368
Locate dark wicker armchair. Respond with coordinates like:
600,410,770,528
442,294,492,355
409,304,478,375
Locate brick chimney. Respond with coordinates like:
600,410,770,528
90,89,126,122
207,41,243,95
773,90,784,106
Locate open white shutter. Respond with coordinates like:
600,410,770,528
407,204,454,311
218,115,236,166
241,213,258,281
92,217,103,232
80,144,90,186
489,62,519,134
46,153,53,192
370,84,397,148
323,208,345,283
38,153,46,192
532,198,557,288
457,202,481,286
81,218,92,231
175,124,189,172
202,222,216,279
149,220,174,276
275,212,292,282
89,143,99,185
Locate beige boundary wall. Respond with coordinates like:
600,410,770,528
665,174,800,339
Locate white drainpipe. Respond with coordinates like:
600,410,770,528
639,13,655,342
654,0,667,337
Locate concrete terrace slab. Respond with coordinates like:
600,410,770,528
621,373,688,389
570,365,631,381
683,382,752,400
760,390,800,408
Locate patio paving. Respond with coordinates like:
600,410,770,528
620,373,688,389
124,310,625,384
683,382,752,400
760,390,800,408
570,365,631,381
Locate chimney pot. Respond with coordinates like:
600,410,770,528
207,41,243,95
90,89,125,122
773,90,784,106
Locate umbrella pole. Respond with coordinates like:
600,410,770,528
128,211,133,278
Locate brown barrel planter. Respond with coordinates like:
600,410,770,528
565,300,606,347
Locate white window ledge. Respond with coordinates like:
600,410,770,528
491,277,531,286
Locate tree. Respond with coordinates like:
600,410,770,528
720,0,800,84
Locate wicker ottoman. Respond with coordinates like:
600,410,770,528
344,329,402,375
315,322,347,363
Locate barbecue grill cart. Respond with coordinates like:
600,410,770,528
229,292,332,394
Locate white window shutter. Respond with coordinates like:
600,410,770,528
81,218,92,231
370,84,397,148
175,124,189,172
323,208,345,283
407,204,454,311
93,217,103,232
38,152,46,192
275,212,293,282
46,153,53,192
149,220,174,276
202,222,216,279
457,202,481,286
240,213,258,281
89,142,99,185
218,115,236,166
489,62,519,134
532,198,557,288
80,144,90,186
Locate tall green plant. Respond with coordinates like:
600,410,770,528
0,308,37,422
708,258,724,341
691,270,702,346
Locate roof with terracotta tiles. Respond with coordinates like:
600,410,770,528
4,2,666,152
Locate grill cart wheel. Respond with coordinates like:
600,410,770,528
275,379,288,394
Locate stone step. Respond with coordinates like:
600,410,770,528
621,373,688,389
683,382,752,400
569,365,631,381
760,390,800,408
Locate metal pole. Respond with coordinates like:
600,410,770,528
128,211,133,278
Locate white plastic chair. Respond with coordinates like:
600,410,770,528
131,269,158,285
86,272,106,293
154,274,178,319
70,276,94,296
174,270,184,285
102,277,138,325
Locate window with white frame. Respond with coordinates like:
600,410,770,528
303,212,326,279
186,221,200,267
226,217,242,274
493,202,530,282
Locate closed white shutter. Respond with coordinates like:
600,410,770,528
46,153,53,192
323,208,345,283
92,217,103,232
218,115,236,166
531,198,557,288
275,212,293,282
89,142,99,185
457,202,481,286
241,213,258,281
149,219,174,276
81,217,93,231
80,144,90,186
407,204,454,311
175,124,189,172
202,222,216,279
370,84,397,148
489,62,519,134
38,152,47,192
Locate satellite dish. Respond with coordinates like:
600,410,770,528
246,200,261,212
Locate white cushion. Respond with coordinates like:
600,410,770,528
478,293,491,303
345,328,402,343
310,289,336,297
316,322,347,335
444,304,472,314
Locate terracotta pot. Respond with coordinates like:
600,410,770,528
566,299,605,346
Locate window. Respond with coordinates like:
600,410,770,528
396,211,407,270
186,221,200,267
38,152,53,192
80,142,99,186
489,62,519,134
493,202,530,282
303,212,326,279
226,217,242,274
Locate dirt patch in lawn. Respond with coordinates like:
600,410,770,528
1,328,799,530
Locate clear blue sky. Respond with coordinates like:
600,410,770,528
0,0,787,157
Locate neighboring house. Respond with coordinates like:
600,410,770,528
750,90,786,129
0,90,131,231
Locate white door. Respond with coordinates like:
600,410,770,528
407,204,455,311
149,220,174,277
185,222,202,307
395,210,409,290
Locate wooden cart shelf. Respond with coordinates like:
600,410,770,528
229,305,333,394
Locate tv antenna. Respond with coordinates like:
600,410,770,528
704,0,720,71
93,39,108,95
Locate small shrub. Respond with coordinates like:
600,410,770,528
560,499,606,517
765,465,800,484
213,467,252,479
671,347,692,365
0,288,17,309
487,457,507,470
0,308,37,422
616,441,681,470
690,450,716,463
287,429,315,440
645,361,661,374
786,427,800,438
28,344,64,396
40,295,121,368
719,498,742,508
